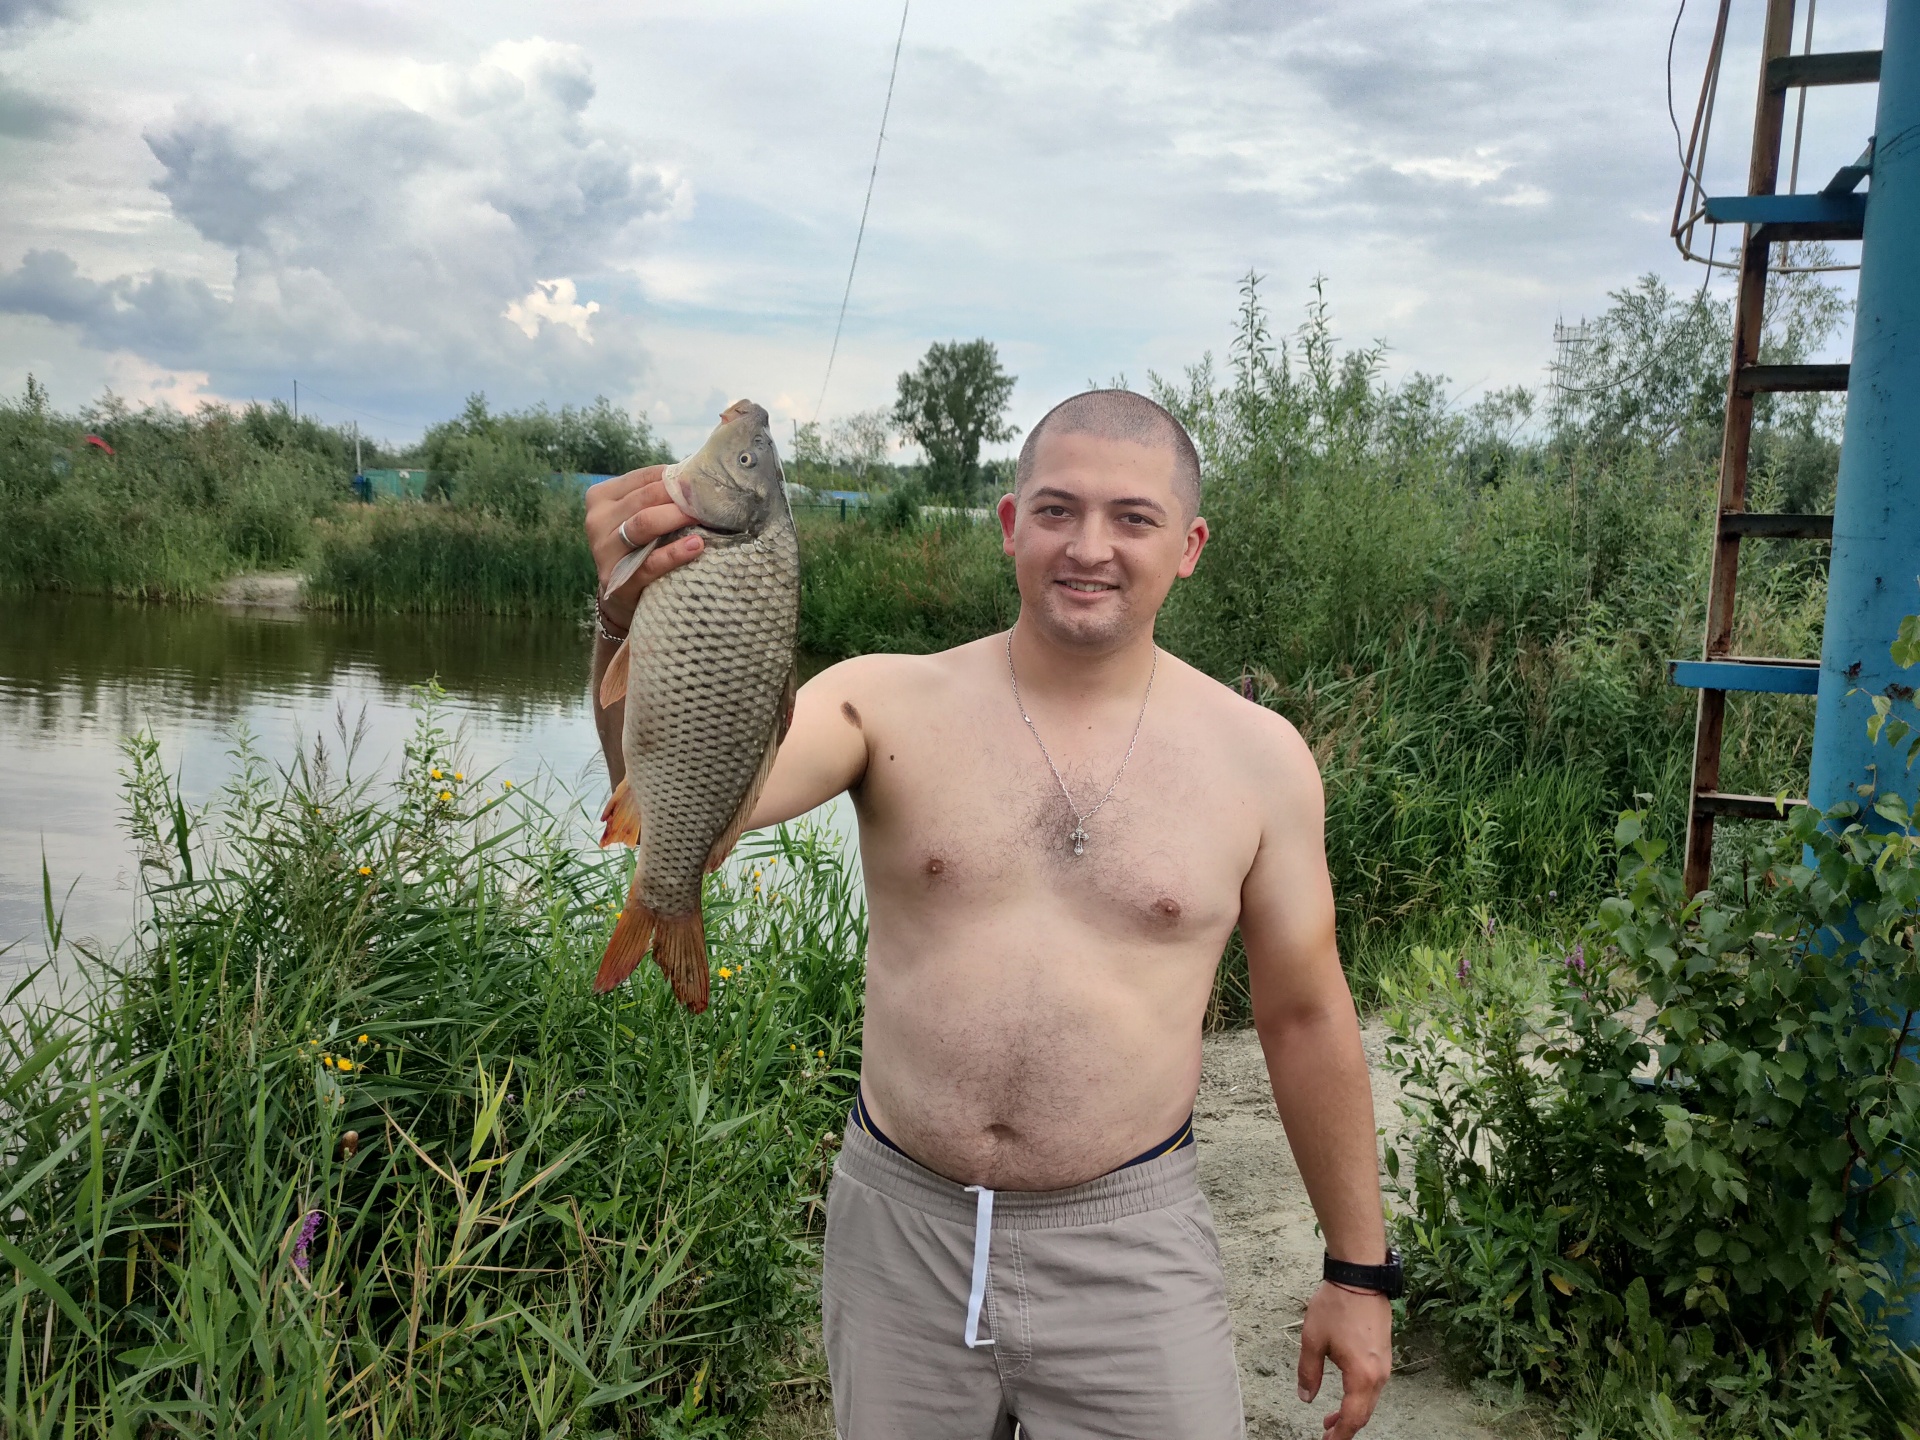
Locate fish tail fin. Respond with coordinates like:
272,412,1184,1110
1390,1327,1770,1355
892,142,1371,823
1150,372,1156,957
594,877,657,993
598,638,630,707
599,778,642,848
651,910,710,1014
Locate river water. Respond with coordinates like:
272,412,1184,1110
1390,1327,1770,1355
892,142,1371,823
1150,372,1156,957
0,592,850,982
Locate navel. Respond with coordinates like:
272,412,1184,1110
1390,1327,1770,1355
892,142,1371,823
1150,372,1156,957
840,701,863,729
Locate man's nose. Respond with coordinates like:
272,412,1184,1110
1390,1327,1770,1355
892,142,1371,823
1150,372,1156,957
1064,518,1117,566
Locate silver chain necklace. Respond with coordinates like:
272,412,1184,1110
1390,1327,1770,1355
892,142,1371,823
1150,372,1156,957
1006,630,1158,857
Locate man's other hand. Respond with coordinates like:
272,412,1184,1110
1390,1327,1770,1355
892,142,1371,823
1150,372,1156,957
587,465,703,632
1296,1281,1391,1438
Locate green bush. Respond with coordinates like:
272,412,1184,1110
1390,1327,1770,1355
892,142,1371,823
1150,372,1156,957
0,382,357,599
797,510,1018,658
0,698,863,1435
1383,798,1920,1437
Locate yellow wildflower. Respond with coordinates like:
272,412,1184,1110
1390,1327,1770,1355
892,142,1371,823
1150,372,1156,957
337,1058,355,1073
439,790,452,803
357,1034,369,1044
454,771,464,781
357,865,372,876
816,1049,825,1059
431,768,442,780
718,967,733,979
322,1056,336,1069
503,779,514,790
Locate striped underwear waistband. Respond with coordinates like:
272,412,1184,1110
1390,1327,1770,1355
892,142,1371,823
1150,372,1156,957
853,1087,1194,1175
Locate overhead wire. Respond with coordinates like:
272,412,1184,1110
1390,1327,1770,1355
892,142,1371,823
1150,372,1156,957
812,0,911,425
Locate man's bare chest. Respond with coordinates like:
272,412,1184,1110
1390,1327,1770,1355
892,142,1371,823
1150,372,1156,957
854,711,1255,939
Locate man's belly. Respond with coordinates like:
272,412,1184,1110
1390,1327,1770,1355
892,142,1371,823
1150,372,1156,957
857,921,1215,1190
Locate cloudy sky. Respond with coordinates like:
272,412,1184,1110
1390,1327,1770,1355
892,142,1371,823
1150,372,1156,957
0,0,1882,456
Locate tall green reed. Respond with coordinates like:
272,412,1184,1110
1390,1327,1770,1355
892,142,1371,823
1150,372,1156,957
0,692,862,1436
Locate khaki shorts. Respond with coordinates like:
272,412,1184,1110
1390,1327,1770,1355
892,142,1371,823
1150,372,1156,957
823,1120,1245,1439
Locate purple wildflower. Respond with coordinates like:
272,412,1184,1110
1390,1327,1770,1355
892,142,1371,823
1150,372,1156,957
1569,942,1586,974
1483,914,1497,940
293,1209,324,1273
1456,954,1471,984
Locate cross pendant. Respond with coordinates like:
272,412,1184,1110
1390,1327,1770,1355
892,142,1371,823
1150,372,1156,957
1069,823,1088,857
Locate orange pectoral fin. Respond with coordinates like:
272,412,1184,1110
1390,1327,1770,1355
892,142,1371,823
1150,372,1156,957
599,639,629,707
651,910,710,1013
599,778,642,848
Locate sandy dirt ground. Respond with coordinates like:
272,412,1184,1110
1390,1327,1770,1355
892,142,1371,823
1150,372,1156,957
759,1023,1502,1439
1199,1023,1499,1440
215,572,305,608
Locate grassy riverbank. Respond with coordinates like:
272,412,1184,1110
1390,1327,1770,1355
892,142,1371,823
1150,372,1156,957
1,699,861,1436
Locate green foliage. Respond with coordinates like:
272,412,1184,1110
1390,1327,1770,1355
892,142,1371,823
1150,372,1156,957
419,393,674,478
0,384,356,599
0,698,863,1435
796,510,1017,658
1383,800,1920,1437
892,339,1019,502
305,500,596,617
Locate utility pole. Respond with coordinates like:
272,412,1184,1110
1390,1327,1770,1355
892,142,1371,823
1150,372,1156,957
1807,0,1920,1347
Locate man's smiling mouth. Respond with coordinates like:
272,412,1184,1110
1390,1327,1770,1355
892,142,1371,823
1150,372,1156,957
1056,579,1119,593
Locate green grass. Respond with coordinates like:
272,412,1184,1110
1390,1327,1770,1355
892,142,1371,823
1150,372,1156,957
305,501,598,618
0,695,863,1436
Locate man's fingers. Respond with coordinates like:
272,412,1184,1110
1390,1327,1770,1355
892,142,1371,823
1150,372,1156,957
1295,1326,1326,1404
608,533,703,606
595,463,668,504
1325,1385,1382,1440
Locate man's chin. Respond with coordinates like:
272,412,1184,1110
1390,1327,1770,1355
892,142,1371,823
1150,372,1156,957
1029,593,1137,649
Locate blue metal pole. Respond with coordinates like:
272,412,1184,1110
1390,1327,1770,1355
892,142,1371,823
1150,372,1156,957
1807,0,1920,1347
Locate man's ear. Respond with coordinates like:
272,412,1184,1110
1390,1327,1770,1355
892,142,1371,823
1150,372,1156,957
1177,516,1209,578
997,493,1018,555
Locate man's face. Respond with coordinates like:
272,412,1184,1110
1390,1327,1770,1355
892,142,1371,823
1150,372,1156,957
996,430,1208,652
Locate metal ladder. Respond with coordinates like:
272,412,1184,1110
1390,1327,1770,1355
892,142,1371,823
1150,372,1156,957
1672,0,1882,896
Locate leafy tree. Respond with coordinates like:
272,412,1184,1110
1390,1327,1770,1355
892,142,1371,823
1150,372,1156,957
892,340,1018,501
418,394,671,479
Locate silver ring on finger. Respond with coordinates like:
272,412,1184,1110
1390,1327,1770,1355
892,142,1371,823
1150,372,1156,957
617,520,640,550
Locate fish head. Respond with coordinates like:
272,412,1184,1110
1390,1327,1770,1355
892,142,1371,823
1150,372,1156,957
663,399,786,536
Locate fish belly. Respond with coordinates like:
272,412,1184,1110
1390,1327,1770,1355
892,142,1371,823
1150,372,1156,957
621,525,800,915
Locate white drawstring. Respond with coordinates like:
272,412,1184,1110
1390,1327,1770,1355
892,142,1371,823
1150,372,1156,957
962,1184,995,1347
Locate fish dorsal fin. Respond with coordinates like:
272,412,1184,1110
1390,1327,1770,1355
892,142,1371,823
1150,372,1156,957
599,638,629,707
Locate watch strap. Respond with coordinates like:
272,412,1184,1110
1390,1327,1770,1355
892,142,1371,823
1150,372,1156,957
1323,1247,1404,1299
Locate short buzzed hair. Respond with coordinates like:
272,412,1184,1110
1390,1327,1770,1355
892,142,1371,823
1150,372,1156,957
1014,389,1202,517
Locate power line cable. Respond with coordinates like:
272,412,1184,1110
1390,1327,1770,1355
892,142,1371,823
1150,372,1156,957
812,0,910,424
288,381,417,435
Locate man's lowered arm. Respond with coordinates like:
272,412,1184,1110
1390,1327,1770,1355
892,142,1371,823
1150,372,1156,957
1236,716,1391,1440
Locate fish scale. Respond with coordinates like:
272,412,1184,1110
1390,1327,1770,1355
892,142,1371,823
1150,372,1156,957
625,524,800,916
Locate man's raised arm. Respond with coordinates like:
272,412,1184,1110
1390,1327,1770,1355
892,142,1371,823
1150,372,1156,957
586,467,868,826
1235,714,1392,1440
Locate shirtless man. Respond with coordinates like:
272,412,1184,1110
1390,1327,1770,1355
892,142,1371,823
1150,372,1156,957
588,390,1393,1440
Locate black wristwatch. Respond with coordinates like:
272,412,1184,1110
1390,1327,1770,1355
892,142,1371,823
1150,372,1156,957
1323,1248,1404,1299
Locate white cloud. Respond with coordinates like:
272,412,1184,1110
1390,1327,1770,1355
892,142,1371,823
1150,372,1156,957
504,277,600,342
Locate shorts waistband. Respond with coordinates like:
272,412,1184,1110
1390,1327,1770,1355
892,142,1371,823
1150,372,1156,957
837,1099,1203,1230
855,1087,1194,1171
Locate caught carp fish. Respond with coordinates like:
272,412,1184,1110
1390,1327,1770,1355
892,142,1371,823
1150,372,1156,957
594,400,800,1012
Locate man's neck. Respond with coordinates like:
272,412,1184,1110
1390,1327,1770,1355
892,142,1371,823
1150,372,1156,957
1007,617,1158,705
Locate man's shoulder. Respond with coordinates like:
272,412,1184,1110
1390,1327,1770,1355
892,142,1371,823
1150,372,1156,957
1163,653,1320,786
803,637,997,707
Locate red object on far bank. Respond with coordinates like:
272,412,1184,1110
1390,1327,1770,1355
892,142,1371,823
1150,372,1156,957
82,434,114,456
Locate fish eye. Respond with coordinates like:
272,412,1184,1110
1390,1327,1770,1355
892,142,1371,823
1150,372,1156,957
737,451,755,467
